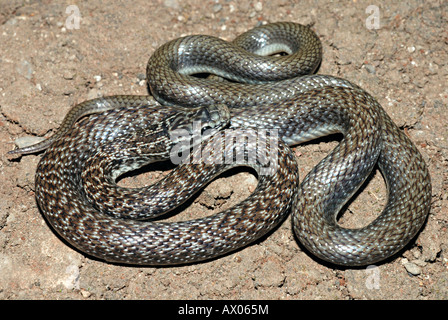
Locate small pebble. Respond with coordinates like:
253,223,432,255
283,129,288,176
163,0,179,9
6,18,18,25
411,259,427,267
16,60,33,80
364,64,376,74
404,262,421,276
80,289,91,298
213,4,222,13
61,264,80,290
63,70,76,80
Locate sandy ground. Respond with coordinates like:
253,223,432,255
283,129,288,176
0,0,447,300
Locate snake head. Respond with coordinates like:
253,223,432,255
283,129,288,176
168,104,230,164
169,103,230,141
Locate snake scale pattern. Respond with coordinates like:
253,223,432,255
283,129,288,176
9,22,431,266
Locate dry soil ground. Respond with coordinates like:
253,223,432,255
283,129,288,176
0,0,447,300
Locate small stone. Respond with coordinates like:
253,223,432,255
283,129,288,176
80,289,92,298
6,18,18,25
60,264,80,290
411,259,427,267
364,64,376,74
163,0,179,9
63,70,76,80
254,2,263,11
404,262,421,276
213,4,222,13
16,60,33,80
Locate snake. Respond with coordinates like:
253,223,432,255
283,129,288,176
8,22,431,266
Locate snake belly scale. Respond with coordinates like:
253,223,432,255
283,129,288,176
9,22,431,266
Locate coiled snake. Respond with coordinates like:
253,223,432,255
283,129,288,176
9,22,431,266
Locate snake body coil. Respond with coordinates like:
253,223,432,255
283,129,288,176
10,22,431,266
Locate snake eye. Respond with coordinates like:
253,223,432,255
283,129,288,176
201,125,213,135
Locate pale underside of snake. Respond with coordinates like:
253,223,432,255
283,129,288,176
9,22,431,266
